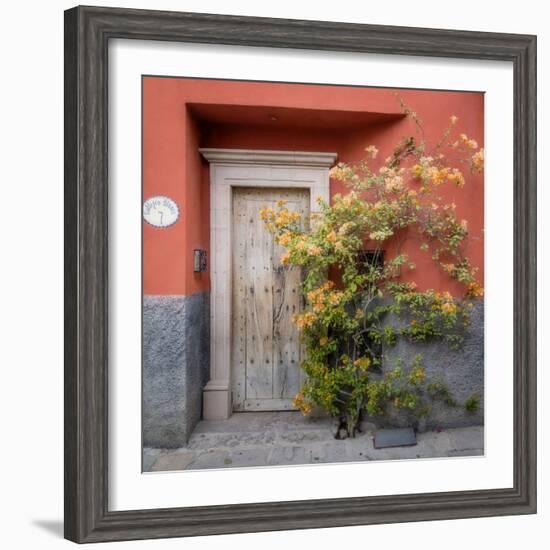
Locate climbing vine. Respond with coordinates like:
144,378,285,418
260,102,484,438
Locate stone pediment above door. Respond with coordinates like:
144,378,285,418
199,148,339,167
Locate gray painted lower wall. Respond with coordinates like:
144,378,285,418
368,299,484,430
143,293,210,448
143,293,482,448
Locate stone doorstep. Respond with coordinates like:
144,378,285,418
191,411,331,434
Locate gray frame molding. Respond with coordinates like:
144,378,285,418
64,5,537,543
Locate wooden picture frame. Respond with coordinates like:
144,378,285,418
64,5,537,543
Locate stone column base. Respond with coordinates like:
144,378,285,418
203,382,232,420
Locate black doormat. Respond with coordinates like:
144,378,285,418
374,427,417,449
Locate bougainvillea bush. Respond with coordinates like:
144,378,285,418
260,104,484,438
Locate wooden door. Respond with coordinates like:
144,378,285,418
232,187,309,411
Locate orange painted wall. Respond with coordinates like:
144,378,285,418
143,77,484,297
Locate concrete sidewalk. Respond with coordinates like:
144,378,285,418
143,411,484,472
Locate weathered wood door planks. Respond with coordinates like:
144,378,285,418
232,188,309,411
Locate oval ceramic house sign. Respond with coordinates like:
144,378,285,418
143,195,179,228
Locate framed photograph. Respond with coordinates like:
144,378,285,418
64,5,536,543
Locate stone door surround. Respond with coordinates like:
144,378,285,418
199,148,337,420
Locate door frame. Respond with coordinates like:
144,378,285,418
199,148,337,420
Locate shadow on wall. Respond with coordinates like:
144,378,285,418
32,520,64,539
